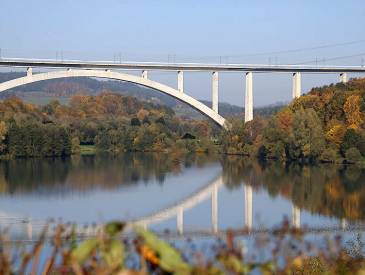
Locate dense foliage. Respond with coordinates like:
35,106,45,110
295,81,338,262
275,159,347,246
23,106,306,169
220,78,365,163
3,77,365,162
0,93,217,158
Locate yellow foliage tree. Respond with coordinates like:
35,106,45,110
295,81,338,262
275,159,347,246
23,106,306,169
325,124,346,147
276,107,293,131
343,95,363,129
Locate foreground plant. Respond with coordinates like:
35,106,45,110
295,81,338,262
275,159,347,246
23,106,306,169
0,219,365,274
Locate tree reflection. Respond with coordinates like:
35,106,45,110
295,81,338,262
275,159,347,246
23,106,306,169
2,153,365,223
220,156,365,222
0,152,217,196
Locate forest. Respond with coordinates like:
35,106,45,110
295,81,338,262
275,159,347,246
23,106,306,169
1,77,365,163
0,93,217,157
221,77,365,163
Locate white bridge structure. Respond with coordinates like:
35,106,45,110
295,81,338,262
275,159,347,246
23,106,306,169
131,174,224,234
1,58,365,128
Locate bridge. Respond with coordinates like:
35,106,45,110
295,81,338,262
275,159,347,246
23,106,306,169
1,58,365,128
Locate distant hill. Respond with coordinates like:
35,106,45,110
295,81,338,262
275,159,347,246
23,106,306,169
0,72,285,118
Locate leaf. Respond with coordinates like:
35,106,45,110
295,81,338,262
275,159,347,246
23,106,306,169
135,227,191,274
139,245,159,265
260,261,276,275
291,256,303,269
102,239,124,268
218,254,251,274
71,239,98,264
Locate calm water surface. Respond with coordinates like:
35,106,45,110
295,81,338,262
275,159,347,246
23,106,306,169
0,153,364,237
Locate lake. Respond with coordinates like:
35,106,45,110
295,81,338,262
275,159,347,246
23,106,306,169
0,152,364,239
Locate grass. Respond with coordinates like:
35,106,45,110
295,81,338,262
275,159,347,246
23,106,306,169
80,145,96,155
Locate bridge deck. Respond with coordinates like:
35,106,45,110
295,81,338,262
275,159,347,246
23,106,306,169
1,58,365,73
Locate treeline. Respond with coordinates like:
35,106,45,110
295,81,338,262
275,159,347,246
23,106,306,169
7,122,71,157
2,78,365,161
220,78,365,163
0,93,217,158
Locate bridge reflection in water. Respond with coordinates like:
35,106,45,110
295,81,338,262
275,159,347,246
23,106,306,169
0,170,354,241
132,174,224,234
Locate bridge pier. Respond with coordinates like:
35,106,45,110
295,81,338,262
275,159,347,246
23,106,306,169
245,72,253,122
292,205,301,228
212,71,219,113
292,72,301,98
27,67,32,77
211,183,218,233
178,71,184,92
340,73,348,83
142,70,148,79
177,207,184,234
244,185,253,230
340,218,347,230
26,219,32,240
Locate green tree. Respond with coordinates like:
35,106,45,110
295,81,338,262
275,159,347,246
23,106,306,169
262,118,288,159
340,129,363,156
288,108,325,161
345,147,362,163
130,117,141,126
319,148,338,163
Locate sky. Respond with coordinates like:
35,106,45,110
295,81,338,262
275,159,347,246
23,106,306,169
0,0,365,106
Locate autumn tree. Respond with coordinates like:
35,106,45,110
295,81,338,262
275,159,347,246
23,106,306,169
340,128,365,156
0,121,7,153
326,124,347,148
288,108,325,160
262,118,288,159
344,94,363,129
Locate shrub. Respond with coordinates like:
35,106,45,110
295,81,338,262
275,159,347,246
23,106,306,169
340,129,363,156
71,136,81,154
130,117,141,126
345,147,362,163
320,148,338,163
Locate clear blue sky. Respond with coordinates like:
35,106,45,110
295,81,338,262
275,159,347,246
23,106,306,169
1,0,365,106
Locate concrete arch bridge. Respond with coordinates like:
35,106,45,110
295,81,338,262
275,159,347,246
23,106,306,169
1,58,365,128
0,69,227,127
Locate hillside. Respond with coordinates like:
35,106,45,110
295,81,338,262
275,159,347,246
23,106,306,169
0,72,283,118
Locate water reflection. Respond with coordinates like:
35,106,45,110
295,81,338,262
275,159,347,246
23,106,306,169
0,153,216,196
133,174,223,234
0,153,365,238
221,156,365,222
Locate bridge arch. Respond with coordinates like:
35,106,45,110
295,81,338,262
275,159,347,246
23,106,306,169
0,69,227,127
131,174,223,227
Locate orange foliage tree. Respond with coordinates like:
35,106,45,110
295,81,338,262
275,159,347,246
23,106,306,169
325,124,347,147
343,94,363,129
